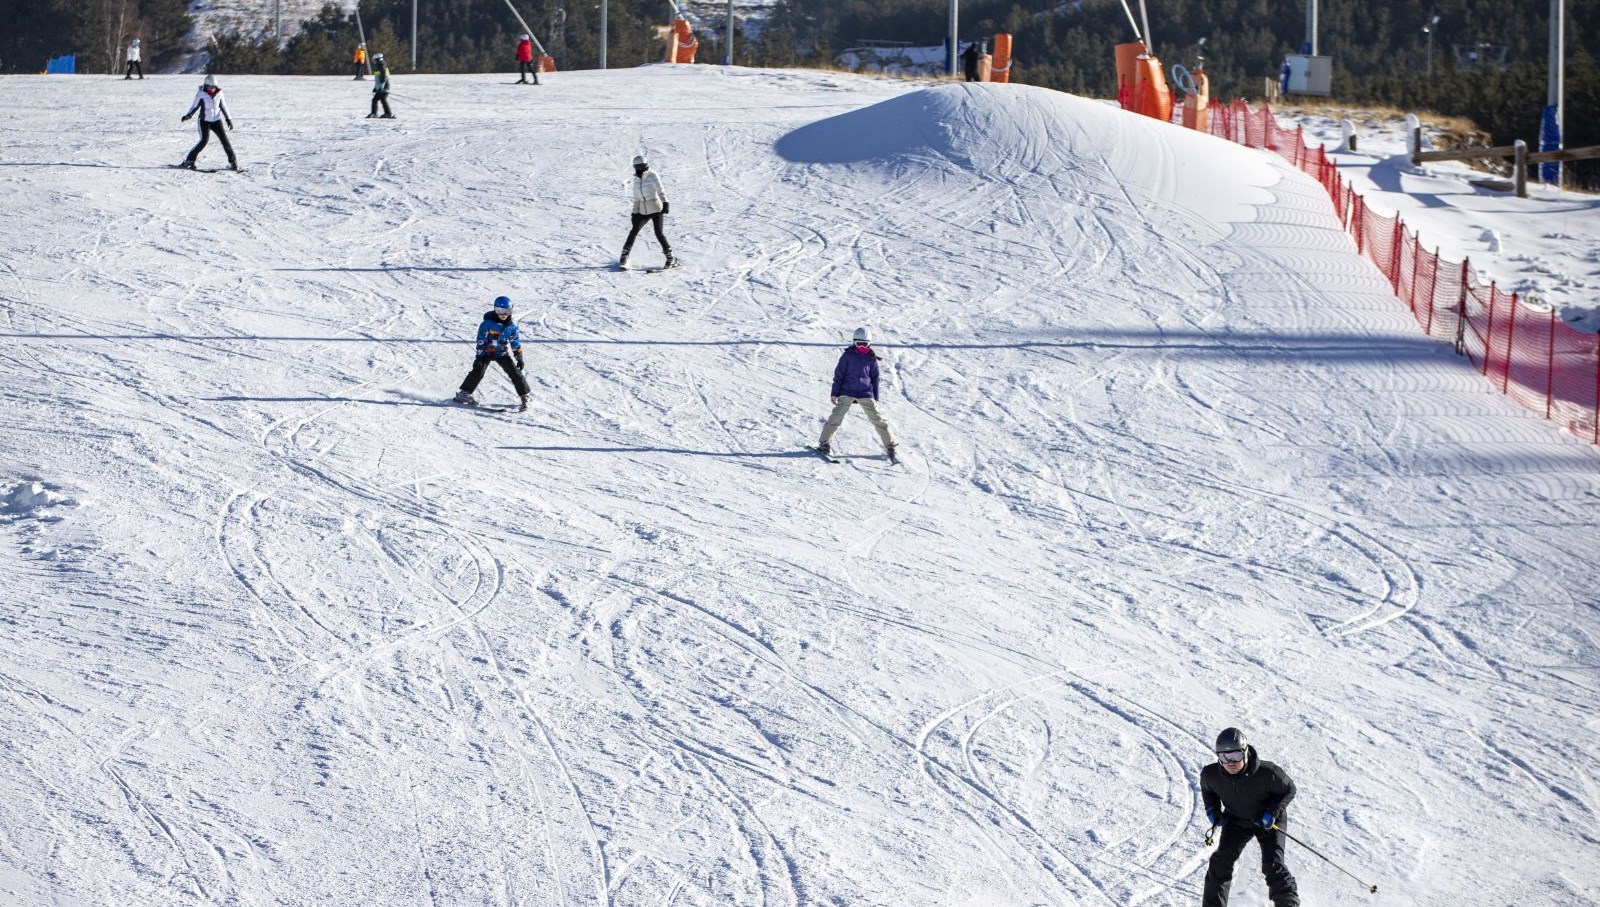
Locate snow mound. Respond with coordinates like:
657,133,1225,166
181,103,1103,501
2,481,77,517
776,82,1281,227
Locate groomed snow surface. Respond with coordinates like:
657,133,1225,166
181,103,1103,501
1,67,1597,907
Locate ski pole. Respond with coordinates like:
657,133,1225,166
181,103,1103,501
1272,824,1378,894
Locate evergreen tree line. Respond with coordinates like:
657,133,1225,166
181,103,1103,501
0,0,190,74
203,0,790,75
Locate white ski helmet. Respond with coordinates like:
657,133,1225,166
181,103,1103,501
632,154,648,168
521,33,530,40
203,74,217,88
132,39,141,46
852,326,871,344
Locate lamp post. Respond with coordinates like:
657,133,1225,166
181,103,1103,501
1547,0,1564,185
599,0,608,69
1422,15,1439,75
411,0,418,69
725,0,733,65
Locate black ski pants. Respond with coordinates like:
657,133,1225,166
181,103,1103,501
459,354,530,397
370,92,392,117
124,60,143,79
1203,823,1298,907
518,61,540,83
622,212,671,257
185,120,236,166
352,62,366,79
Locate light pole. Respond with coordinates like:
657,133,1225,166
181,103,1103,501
725,0,733,65
1422,15,1439,75
599,0,607,69
1547,0,1564,184
411,0,418,69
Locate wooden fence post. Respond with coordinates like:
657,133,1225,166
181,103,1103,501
1514,140,1528,199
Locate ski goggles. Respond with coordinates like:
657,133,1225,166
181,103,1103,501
1217,749,1246,765
854,341,871,348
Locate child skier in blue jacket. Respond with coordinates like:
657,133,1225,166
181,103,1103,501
455,296,531,410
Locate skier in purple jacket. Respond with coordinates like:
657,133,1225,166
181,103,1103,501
817,327,897,460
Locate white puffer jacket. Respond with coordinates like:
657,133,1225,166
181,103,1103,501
185,87,230,123
127,44,141,62
630,170,667,215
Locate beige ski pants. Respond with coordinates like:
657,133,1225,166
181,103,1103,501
819,395,896,449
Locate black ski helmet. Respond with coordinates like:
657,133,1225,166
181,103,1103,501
1215,727,1248,754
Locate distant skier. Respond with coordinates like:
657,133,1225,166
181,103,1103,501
368,54,394,118
124,39,143,80
179,75,238,171
352,42,367,80
961,42,982,82
816,327,897,461
454,296,532,411
619,154,674,270
515,34,539,84
1200,728,1300,907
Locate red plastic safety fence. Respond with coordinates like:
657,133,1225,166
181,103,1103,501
1206,99,1600,445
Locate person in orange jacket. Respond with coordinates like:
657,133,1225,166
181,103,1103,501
352,43,367,80
515,34,539,85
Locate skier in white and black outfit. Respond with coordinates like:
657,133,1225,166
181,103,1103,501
1200,727,1300,907
180,75,238,171
124,39,143,79
454,296,532,410
618,154,674,270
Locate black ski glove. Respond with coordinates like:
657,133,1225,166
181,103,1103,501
661,202,670,215
514,352,524,371
225,118,234,129
181,114,193,122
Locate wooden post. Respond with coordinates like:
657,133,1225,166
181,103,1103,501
1514,140,1528,198
1409,126,1422,166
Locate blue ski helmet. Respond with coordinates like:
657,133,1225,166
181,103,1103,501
493,295,512,311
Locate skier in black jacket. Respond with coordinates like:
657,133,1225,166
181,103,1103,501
1199,727,1299,907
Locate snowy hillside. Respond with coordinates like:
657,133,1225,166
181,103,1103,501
188,0,357,46
2,67,1598,907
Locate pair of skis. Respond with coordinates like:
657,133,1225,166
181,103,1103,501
813,447,899,466
618,261,680,274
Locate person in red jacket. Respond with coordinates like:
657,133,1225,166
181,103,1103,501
515,34,539,85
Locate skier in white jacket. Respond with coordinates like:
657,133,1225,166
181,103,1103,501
124,39,143,80
179,75,238,170
618,154,675,270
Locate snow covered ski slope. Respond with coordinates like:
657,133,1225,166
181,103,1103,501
1,67,1597,906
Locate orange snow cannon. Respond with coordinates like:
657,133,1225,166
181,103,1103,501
991,33,1013,83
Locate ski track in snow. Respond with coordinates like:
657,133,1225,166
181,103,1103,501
1,69,1598,906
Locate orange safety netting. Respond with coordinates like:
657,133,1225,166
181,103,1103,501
1208,99,1600,445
